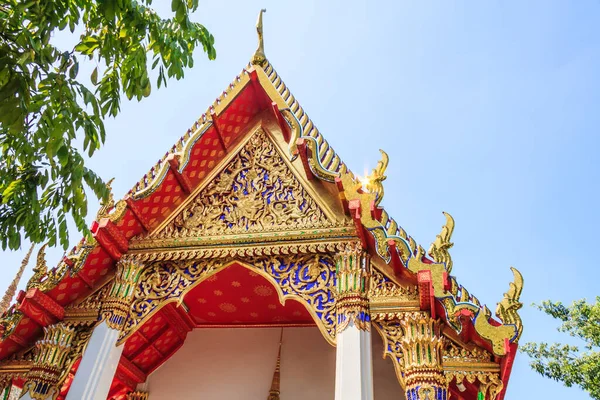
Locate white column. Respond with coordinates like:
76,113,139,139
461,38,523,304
335,320,374,400
66,320,124,400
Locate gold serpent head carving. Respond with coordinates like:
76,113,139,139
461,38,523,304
96,178,115,221
495,267,524,341
26,243,48,290
364,149,388,207
428,212,455,273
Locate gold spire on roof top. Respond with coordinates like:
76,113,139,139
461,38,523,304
252,9,267,66
0,243,34,314
267,328,283,400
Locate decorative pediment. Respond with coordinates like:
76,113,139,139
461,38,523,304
136,128,351,249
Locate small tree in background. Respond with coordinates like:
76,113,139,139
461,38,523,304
0,0,216,250
522,297,600,399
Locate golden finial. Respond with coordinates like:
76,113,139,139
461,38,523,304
428,211,455,273
27,243,49,290
364,149,389,207
495,267,524,341
252,9,267,66
96,178,115,220
126,392,149,400
0,244,35,314
267,328,283,400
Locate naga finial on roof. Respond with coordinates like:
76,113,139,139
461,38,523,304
96,178,115,221
496,267,524,341
428,211,455,273
252,9,267,66
365,149,389,207
27,243,48,290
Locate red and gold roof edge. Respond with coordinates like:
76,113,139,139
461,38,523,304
0,35,523,400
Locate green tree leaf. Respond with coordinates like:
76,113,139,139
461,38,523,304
0,0,216,250
91,67,98,85
523,297,600,399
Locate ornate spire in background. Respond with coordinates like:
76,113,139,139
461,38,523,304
252,9,268,66
267,328,283,400
0,244,34,315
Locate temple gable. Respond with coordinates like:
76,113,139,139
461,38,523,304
0,12,524,400
147,128,347,244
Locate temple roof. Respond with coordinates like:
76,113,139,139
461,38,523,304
0,13,522,400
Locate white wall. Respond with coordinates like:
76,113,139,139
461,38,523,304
147,327,405,400
372,330,406,399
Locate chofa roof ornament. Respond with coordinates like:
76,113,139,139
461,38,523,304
252,9,268,66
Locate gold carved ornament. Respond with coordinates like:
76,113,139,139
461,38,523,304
495,267,524,341
442,266,524,355
443,341,504,399
369,268,419,321
334,150,524,356
364,149,389,208
26,238,96,293
126,391,149,400
121,254,337,345
151,130,341,243
101,258,145,331
96,178,115,221
252,48,349,183
414,384,446,400
337,155,413,264
373,318,406,387
63,282,113,327
444,371,504,400
94,177,127,223
398,313,447,391
27,243,49,291
21,324,76,400
428,212,454,273
407,214,524,357
0,306,23,340
284,106,347,183
369,269,418,301
335,247,371,333
373,312,448,395
443,341,493,363
0,346,35,392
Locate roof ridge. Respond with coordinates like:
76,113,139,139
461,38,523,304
129,65,252,198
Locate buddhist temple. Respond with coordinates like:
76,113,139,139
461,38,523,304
0,11,523,400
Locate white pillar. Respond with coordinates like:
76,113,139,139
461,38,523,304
66,320,124,400
335,320,374,400
334,247,374,400
9,385,24,400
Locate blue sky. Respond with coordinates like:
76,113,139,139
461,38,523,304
2,1,599,398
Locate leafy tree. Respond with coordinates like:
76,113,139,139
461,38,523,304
0,0,215,250
522,297,600,399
